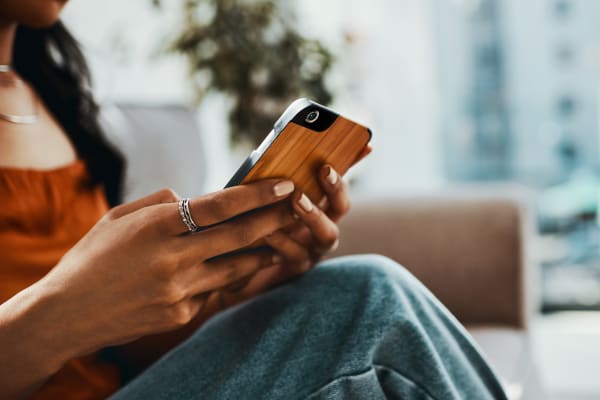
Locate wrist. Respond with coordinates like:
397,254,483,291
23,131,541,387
0,279,82,377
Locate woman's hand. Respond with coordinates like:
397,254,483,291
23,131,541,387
219,145,373,301
24,180,297,369
271,144,373,269
264,165,349,271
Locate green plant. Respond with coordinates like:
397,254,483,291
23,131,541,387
155,0,334,145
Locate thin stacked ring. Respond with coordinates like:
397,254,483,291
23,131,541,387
178,198,199,232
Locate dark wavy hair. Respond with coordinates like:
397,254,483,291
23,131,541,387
13,21,124,206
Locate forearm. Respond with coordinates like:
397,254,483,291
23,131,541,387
111,292,223,379
113,268,292,380
0,280,77,399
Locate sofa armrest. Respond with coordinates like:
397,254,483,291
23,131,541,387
331,197,525,329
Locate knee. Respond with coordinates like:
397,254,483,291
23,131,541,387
317,253,419,292
300,254,423,309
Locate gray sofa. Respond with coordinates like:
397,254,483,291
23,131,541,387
101,103,544,400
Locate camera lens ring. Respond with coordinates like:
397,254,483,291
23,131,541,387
305,110,320,124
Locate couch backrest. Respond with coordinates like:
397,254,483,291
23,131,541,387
100,103,207,203
332,197,526,329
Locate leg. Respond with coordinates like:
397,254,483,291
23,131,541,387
110,255,507,400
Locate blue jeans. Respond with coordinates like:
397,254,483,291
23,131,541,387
110,255,507,399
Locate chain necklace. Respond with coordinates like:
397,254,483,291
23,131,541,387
0,64,39,125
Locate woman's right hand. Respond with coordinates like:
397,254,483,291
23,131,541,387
35,179,296,365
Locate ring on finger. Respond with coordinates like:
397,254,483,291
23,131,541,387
178,198,199,232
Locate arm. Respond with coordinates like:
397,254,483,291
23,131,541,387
0,180,299,397
0,281,77,399
110,149,374,378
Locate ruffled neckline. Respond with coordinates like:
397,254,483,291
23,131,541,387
0,159,85,176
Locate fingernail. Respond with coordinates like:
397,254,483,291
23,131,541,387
298,193,313,212
272,254,282,264
326,166,338,185
273,181,294,197
330,238,340,252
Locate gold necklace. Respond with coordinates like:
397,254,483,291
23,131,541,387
0,64,39,125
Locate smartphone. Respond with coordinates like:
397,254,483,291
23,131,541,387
225,98,372,203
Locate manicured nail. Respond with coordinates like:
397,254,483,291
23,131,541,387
330,238,340,252
272,254,282,264
326,166,338,185
298,193,313,212
273,181,294,197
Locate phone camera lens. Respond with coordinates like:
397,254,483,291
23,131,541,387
305,110,320,123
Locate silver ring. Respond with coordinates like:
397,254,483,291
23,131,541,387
178,198,199,232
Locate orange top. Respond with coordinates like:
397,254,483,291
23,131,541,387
0,160,121,400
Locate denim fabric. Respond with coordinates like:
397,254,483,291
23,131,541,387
110,254,507,400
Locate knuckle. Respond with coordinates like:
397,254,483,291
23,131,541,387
103,207,120,221
301,260,313,273
341,198,351,214
224,263,246,281
166,302,193,326
150,254,179,282
158,281,187,306
327,224,340,243
158,188,180,202
206,192,233,220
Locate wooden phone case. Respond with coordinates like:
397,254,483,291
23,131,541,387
228,100,372,204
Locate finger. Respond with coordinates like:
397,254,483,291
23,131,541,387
107,188,180,220
265,230,311,264
287,223,339,256
319,165,350,222
184,202,296,259
230,255,314,300
219,273,256,293
178,251,280,296
292,192,339,253
165,295,210,328
284,224,313,247
160,179,295,234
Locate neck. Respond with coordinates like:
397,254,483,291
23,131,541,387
0,19,17,66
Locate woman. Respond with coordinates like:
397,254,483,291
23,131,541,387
0,1,508,399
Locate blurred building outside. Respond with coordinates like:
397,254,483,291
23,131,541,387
436,0,600,313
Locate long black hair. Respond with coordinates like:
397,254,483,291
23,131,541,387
13,21,124,206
